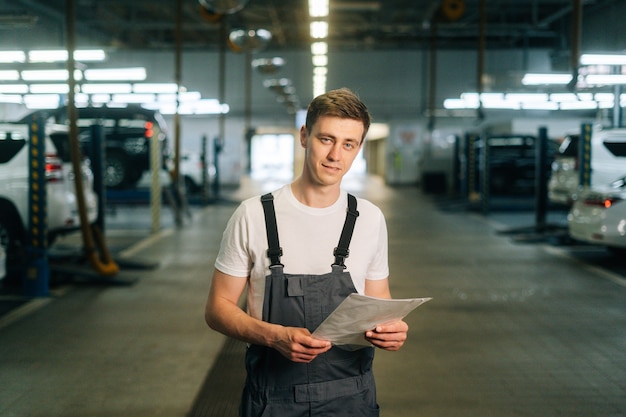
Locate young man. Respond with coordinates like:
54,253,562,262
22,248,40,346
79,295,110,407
205,88,409,416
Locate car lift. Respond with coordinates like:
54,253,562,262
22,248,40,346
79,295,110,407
497,123,594,244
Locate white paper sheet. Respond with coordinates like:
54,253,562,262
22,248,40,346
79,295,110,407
312,293,432,349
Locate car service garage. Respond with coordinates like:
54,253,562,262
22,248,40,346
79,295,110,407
0,1,624,416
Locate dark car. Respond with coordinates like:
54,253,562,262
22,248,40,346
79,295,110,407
21,105,171,189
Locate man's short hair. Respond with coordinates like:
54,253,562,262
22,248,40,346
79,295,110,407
305,88,371,142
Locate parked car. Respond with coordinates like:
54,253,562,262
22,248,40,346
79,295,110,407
567,176,626,254
548,134,579,206
21,105,171,190
549,128,626,206
0,122,98,279
179,151,216,194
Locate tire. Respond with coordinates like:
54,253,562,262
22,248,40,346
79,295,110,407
103,151,130,189
183,175,198,195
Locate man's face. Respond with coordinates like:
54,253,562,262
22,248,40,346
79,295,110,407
300,115,364,187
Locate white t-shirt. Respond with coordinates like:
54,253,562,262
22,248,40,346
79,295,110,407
215,184,389,320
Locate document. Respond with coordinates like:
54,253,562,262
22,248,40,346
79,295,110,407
312,293,431,349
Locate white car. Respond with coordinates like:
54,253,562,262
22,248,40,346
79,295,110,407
568,176,626,253
549,128,626,206
180,151,216,195
548,134,579,206
0,122,98,281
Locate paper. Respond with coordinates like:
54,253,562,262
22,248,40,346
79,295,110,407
312,293,431,349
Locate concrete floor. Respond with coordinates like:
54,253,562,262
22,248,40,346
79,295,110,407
0,175,625,417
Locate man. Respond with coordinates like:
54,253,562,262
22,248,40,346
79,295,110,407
205,88,409,416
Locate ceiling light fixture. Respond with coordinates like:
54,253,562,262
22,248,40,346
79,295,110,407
27,49,106,62
21,69,83,81
310,21,328,38
84,67,146,81
0,84,28,94
0,70,20,81
81,83,133,94
521,73,573,85
0,51,26,63
580,53,626,66
309,0,329,17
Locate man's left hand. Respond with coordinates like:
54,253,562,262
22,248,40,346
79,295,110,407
364,320,408,351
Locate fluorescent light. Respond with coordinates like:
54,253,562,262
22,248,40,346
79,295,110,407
181,99,222,114
314,66,327,76
156,91,202,102
23,94,61,109
521,102,559,111
84,67,146,81
549,93,578,102
559,101,598,110
133,83,179,93
585,74,626,85
111,93,156,104
0,84,28,94
313,74,326,98
29,84,70,94
444,98,470,109
21,69,83,81
310,21,328,39
506,93,549,102
311,42,328,55
82,83,132,94
460,93,480,107
0,94,23,104
312,55,328,67
22,69,69,81
28,50,68,62
28,49,106,62
309,0,329,17
74,49,106,61
91,94,110,104
0,51,26,63
75,93,90,106
580,54,626,66
148,103,177,115
0,70,20,81
522,73,573,85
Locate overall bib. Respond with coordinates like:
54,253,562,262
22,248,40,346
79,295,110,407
239,193,379,417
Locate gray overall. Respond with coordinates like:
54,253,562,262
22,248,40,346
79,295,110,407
238,193,379,417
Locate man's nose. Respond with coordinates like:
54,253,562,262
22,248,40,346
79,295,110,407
327,143,341,160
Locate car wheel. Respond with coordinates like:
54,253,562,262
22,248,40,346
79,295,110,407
104,152,130,189
607,246,626,257
183,176,198,195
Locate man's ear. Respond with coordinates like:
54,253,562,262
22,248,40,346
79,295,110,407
299,125,307,148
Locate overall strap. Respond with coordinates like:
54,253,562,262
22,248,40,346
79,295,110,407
260,193,283,268
332,194,359,269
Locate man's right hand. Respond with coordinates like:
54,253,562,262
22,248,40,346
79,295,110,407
272,327,332,363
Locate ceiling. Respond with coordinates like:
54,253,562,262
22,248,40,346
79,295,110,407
0,0,620,53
